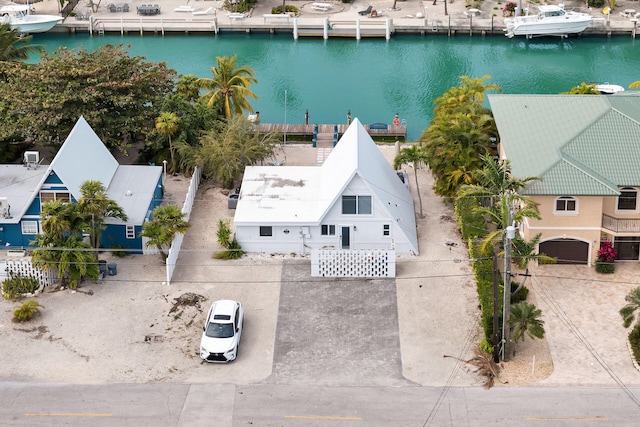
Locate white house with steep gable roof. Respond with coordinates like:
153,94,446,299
233,119,419,255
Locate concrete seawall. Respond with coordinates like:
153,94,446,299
38,0,640,38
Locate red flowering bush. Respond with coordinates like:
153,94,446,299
597,242,617,263
503,2,517,16
596,242,617,273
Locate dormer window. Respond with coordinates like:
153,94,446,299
617,188,638,211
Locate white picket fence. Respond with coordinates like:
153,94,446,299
165,167,201,285
0,258,57,288
311,249,396,278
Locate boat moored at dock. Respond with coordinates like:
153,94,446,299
504,3,593,38
0,4,63,33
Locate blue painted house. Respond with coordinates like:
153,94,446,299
0,117,163,253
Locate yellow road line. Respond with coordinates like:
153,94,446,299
25,413,112,417
285,415,361,421
526,417,607,421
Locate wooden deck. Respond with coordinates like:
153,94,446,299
257,123,407,141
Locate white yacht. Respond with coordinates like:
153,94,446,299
504,4,593,38
1,4,63,34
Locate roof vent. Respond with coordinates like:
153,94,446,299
23,151,40,169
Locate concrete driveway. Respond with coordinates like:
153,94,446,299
531,262,640,386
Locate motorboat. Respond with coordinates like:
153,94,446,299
595,83,625,95
0,4,63,34
504,3,592,38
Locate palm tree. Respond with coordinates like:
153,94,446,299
40,200,87,240
394,145,429,218
156,112,180,173
176,74,201,102
0,23,43,63
77,180,128,254
562,82,600,94
620,287,640,329
509,301,545,355
32,233,99,289
458,155,541,205
195,54,258,119
139,204,190,259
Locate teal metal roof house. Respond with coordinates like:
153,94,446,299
488,93,640,264
0,117,163,253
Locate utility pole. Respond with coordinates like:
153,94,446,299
502,196,516,361
492,252,500,363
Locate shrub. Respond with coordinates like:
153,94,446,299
628,324,640,366
596,242,616,273
2,274,40,299
13,299,44,322
271,5,298,14
214,238,245,260
502,2,516,16
454,197,498,346
214,220,244,259
589,0,605,8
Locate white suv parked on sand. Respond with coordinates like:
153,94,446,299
200,300,244,363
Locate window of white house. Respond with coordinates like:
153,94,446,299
342,195,372,215
555,196,577,213
21,221,38,235
383,224,390,236
618,188,638,211
126,225,135,239
321,224,336,236
259,226,273,237
40,191,70,206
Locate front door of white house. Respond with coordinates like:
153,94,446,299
341,226,351,249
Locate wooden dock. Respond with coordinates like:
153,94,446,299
256,123,407,142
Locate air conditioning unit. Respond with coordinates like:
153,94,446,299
23,151,40,168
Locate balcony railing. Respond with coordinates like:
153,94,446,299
602,214,640,233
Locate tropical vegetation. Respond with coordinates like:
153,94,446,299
195,54,258,120
13,299,44,323
139,204,191,259
394,145,429,218
0,44,176,154
2,273,41,300
595,241,617,274
77,180,128,255
178,115,280,188
0,23,43,63
509,301,545,356
620,287,640,364
421,76,501,198
214,219,244,259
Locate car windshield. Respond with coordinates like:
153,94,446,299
205,322,234,338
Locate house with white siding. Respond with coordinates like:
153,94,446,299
233,119,419,255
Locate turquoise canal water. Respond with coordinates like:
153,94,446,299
31,33,640,140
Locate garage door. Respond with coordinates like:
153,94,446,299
539,239,589,265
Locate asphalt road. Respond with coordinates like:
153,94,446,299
2,382,640,426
